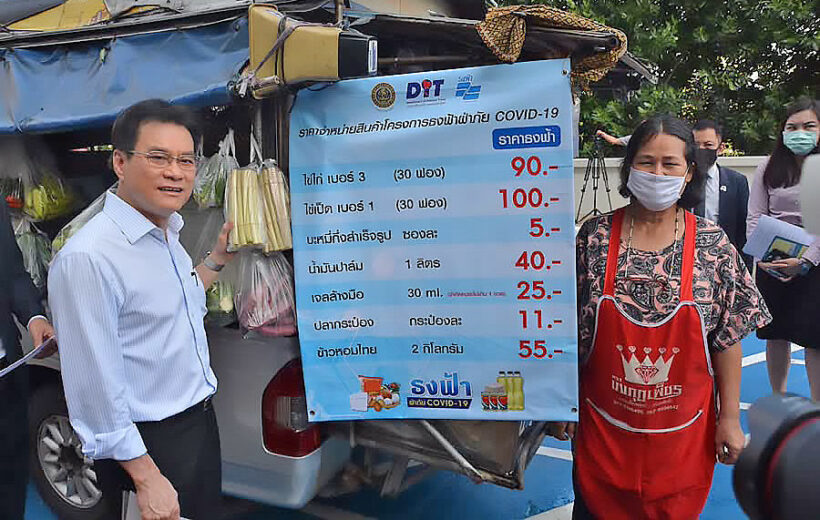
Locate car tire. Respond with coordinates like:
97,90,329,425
29,382,114,520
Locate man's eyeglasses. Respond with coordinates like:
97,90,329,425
128,150,197,171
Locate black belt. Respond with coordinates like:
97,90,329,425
177,395,213,418
137,396,213,427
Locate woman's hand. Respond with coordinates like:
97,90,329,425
770,257,803,279
758,260,797,282
715,415,745,465
548,422,577,441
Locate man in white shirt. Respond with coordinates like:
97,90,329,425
693,119,752,268
50,100,234,520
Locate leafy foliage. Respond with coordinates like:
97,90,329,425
500,0,819,155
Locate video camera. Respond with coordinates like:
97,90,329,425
734,155,820,520
734,394,820,519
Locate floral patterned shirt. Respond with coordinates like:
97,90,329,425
576,212,772,360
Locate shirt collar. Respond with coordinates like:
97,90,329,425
102,191,185,244
707,163,719,179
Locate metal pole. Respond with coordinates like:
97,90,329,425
335,0,344,25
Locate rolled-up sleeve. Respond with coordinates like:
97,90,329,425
48,252,146,461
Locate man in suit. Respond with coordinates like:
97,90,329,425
692,119,753,268
0,200,54,519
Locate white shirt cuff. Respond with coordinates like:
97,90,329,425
92,424,148,461
26,315,47,330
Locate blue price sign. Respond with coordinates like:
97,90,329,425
290,60,578,422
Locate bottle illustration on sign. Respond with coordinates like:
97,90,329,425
350,376,400,413
481,371,525,411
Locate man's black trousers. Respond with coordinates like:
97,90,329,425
96,399,222,520
0,361,29,520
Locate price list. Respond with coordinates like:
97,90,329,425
290,60,578,422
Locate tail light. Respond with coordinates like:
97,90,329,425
262,358,322,457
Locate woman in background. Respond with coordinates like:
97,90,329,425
747,97,820,400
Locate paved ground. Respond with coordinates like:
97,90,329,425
27,335,810,520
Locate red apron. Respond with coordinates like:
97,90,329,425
575,209,716,520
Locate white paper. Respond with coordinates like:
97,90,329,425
743,214,815,260
349,392,369,412
124,491,190,520
800,155,820,235
0,337,55,379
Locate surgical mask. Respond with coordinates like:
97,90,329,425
695,148,718,171
627,167,687,212
783,130,819,156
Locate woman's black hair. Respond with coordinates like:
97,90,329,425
618,114,705,210
763,97,820,189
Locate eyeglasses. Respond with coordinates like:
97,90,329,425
128,150,197,171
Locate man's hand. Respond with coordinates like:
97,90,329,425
28,318,57,358
715,415,745,465
548,421,577,441
208,222,236,266
121,455,180,520
135,471,180,520
596,130,625,147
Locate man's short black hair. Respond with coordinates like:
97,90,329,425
111,99,200,153
618,114,706,211
692,119,724,141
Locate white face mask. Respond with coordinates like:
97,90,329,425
626,167,688,212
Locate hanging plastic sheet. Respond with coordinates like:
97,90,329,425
0,17,249,134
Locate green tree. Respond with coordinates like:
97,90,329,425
500,0,819,155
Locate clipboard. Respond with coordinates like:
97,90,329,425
124,491,191,520
0,337,55,379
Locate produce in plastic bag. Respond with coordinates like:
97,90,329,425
193,129,238,209
24,174,74,221
259,159,292,252
189,209,238,326
0,136,73,220
225,132,268,252
1,178,24,209
13,217,51,289
52,183,116,253
235,251,297,337
205,280,236,326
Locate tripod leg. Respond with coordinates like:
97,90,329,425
576,160,594,222
597,156,613,211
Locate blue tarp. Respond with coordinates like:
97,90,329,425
0,17,249,134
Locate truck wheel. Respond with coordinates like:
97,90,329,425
29,383,112,520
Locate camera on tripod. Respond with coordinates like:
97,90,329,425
576,135,613,223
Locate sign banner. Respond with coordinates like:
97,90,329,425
290,60,578,422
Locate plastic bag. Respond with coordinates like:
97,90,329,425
24,174,74,221
190,209,238,326
12,217,51,289
193,129,238,209
0,136,73,220
52,183,116,253
258,159,292,252
225,132,269,252
235,251,297,337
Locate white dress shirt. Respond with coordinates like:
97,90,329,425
48,192,217,461
704,163,720,223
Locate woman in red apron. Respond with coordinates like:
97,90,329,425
557,116,772,520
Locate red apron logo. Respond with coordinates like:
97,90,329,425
618,344,677,385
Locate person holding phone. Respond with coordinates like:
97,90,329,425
747,97,820,400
